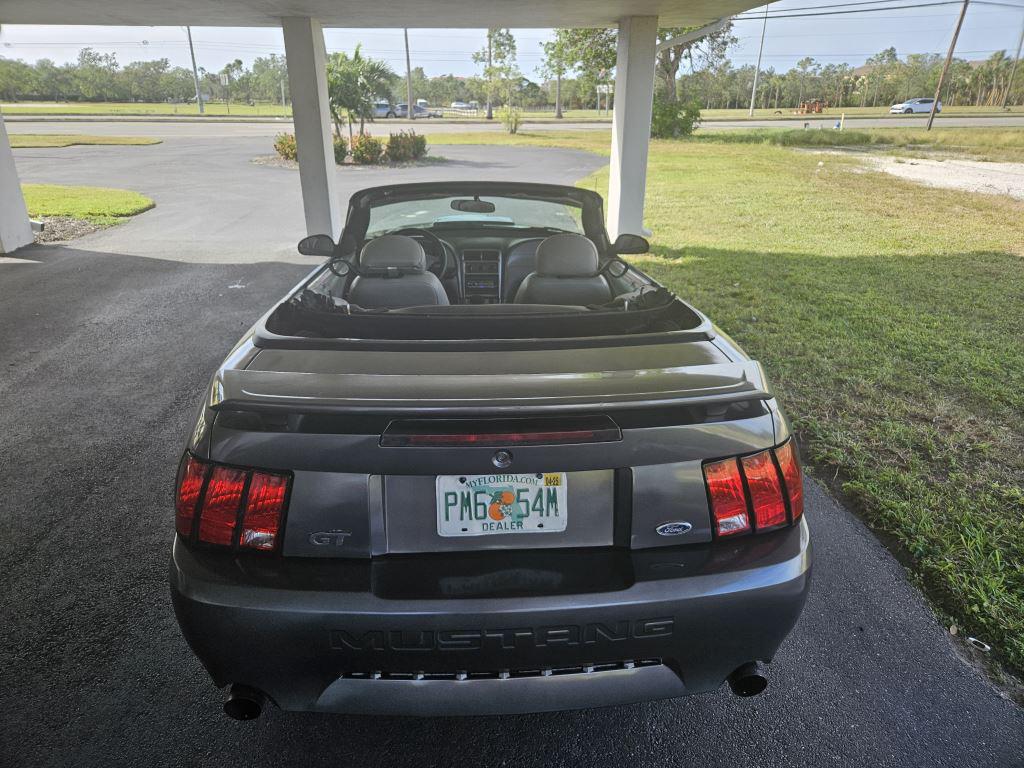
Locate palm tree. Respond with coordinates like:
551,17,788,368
326,46,396,141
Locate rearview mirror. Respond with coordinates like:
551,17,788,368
451,198,496,214
612,233,649,254
297,234,336,257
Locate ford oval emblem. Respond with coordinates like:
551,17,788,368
656,521,693,536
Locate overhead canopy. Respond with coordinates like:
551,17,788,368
1,0,760,27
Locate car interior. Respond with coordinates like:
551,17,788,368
303,226,648,312
344,229,621,310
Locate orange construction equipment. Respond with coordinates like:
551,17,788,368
794,99,827,114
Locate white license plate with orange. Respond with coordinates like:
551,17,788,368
436,473,568,537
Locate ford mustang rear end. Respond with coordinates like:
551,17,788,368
169,182,811,719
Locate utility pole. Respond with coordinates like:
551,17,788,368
280,78,286,108
486,30,494,120
404,28,415,121
186,26,204,115
749,4,769,117
1002,17,1024,110
927,0,969,130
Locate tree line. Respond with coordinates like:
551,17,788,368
1,33,1020,110
0,48,289,104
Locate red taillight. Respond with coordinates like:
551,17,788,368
741,450,787,531
775,438,804,520
175,455,208,537
704,457,750,537
240,471,289,551
174,454,290,553
703,438,805,539
198,466,247,546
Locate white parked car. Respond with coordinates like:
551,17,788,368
890,97,941,114
450,100,471,109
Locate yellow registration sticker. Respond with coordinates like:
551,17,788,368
543,473,562,487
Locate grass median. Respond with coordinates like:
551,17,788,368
22,183,155,228
435,128,1024,678
10,134,161,148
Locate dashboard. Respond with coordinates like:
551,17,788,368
403,230,550,305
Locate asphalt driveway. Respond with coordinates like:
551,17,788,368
1,136,1022,767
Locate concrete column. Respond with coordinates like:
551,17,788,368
607,15,658,241
281,17,342,239
0,115,34,254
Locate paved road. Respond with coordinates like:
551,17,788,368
2,138,1022,768
6,114,1024,140
9,135,604,261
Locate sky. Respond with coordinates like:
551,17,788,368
0,1,1022,78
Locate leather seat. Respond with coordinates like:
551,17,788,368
513,233,612,306
348,235,449,309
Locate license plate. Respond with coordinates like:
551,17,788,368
436,473,568,537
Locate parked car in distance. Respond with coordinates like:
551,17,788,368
395,102,442,118
890,97,941,114
170,180,812,721
373,100,397,119
450,100,471,109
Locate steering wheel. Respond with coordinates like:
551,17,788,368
391,227,453,279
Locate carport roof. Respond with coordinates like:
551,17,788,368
2,0,763,28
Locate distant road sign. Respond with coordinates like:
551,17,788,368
596,84,612,94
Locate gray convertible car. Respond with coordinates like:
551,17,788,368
170,181,812,720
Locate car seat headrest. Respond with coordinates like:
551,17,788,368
536,233,599,278
359,235,426,273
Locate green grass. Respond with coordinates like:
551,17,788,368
690,127,1024,162
437,128,1024,678
10,134,161,148
431,126,1024,162
21,183,155,225
1,101,292,117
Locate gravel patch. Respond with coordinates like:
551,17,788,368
824,151,1024,200
32,216,107,243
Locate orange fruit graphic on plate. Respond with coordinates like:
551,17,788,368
488,490,515,520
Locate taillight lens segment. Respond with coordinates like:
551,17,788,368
703,458,750,536
774,439,804,520
174,454,290,553
704,438,804,538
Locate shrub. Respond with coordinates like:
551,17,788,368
386,130,428,163
350,134,384,164
273,132,297,160
650,98,701,139
500,105,522,135
332,134,348,163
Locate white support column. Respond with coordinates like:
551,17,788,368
607,15,658,241
281,17,342,239
0,115,34,254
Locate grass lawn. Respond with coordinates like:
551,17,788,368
21,183,155,226
431,126,1024,162
435,127,1024,678
10,134,161,148
1,101,291,117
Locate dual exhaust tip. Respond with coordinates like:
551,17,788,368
224,684,266,721
224,662,769,720
727,661,769,697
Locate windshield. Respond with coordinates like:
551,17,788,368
366,195,584,235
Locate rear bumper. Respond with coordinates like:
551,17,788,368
170,519,811,715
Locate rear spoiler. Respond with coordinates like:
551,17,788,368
212,360,772,416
